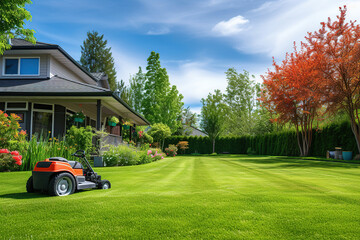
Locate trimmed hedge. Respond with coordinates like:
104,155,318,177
165,121,358,156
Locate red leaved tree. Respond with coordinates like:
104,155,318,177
305,6,360,153
261,46,326,156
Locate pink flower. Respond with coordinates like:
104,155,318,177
161,157,164,159
12,155,22,161
147,150,152,155
0,149,10,154
11,151,19,156
151,155,154,158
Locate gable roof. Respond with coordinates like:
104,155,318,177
8,38,98,83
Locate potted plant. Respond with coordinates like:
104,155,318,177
108,116,119,127
73,112,85,123
122,120,132,130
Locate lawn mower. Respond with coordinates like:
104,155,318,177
26,150,110,196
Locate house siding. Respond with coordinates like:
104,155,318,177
0,54,49,78
50,56,87,83
54,104,66,138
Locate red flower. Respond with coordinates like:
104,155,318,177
4,113,8,118
0,149,9,154
12,155,22,161
11,151,19,156
15,160,22,166
149,144,151,146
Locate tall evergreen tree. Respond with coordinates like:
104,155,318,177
142,51,184,132
80,31,117,91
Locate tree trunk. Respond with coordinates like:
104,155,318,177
212,138,215,153
350,119,360,154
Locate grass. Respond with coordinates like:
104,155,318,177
1,155,360,239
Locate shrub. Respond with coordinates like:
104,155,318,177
147,148,164,161
102,145,138,166
0,111,27,149
165,144,178,157
176,141,189,154
0,149,22,172
66,126,94,154
148,123,171,150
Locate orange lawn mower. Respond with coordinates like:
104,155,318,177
26,150,110,196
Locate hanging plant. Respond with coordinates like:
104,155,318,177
108,116,119,127
122,119,132,129
73,112,85,123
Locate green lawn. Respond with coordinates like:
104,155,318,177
1,155,360,239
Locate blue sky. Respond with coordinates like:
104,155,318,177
26,0,360,113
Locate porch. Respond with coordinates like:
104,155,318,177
0,94,149,143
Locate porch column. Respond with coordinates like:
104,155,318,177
96,100,102,130
129,125,132,141
118,116,123,137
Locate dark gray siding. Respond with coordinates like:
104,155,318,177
54,105,66,138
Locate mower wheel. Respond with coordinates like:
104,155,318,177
98,180,111,190
26,176,34,193
48,173,75,196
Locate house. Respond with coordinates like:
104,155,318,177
0,39,149,144
182,124,208,136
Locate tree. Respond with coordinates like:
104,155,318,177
128,67,146,114
261,46,326,156
200,90,228,153
147,123,171,150
0,0,36,54
80,31,117,91
115,79,130,104
224,68,257,135
142,51,184,132
305,6,360,153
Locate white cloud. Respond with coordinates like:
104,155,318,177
109,44,146,82
167,61,227,106
147,27,170,35
212,15,249,36
233,0,360,58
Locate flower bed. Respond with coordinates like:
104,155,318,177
0,149,23,172
103,145,165,167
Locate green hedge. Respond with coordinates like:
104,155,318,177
165,121,358,156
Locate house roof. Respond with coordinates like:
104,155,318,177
0,75,110,94
8,38,99,83
10,39,57,47
0,76,150,125
91,72,106,81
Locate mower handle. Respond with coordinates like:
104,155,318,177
72,150,86,158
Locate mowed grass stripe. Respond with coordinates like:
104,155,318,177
1,155,360,239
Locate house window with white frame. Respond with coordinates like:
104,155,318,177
4,57,40,75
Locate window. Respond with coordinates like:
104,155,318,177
32,103,53,138
4,58,39,75
5,59,18,74
20,58,39,75
5,102,28,110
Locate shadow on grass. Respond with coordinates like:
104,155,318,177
0,192,50,199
